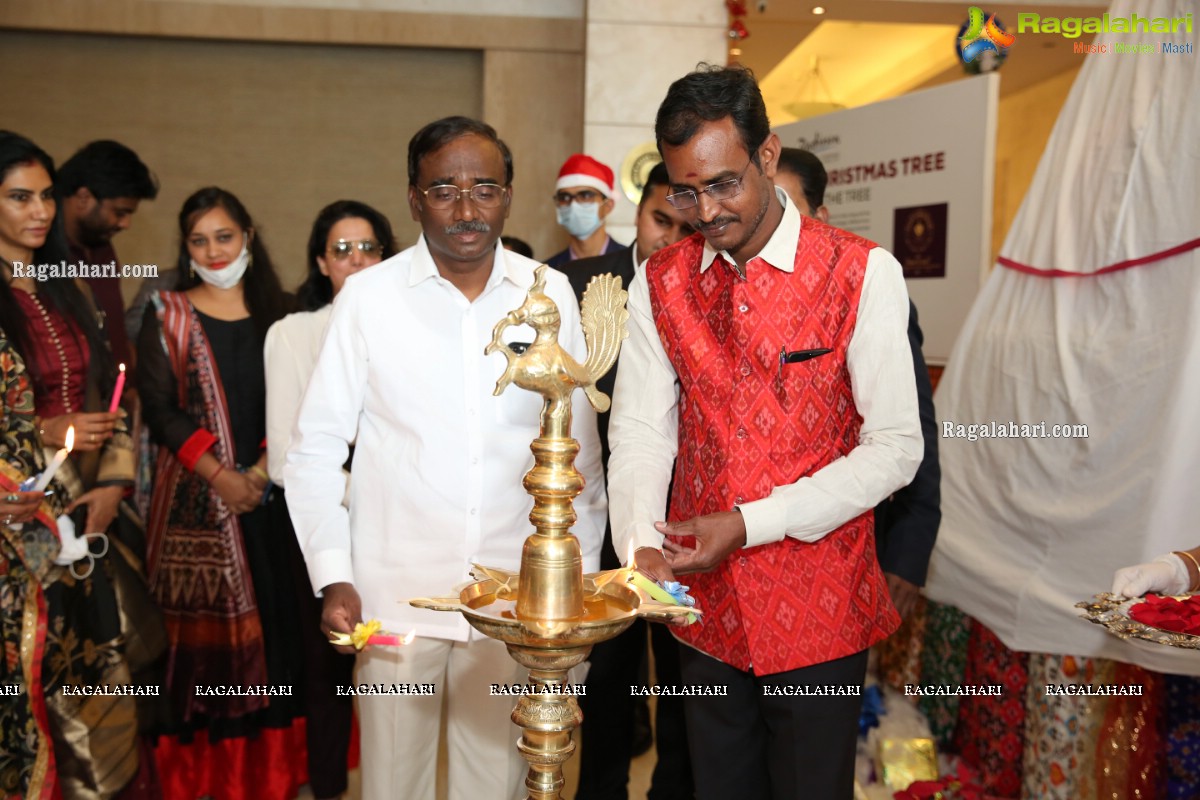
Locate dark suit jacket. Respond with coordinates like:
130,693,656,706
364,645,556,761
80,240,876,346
565,245,637,471
565,245,636,571
546,235,627,271
874,301,941,586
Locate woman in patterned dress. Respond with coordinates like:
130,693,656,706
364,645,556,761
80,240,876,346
137,186,305,800
0,130,143,799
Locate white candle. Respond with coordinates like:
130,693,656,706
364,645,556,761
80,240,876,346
107,363,126,413
32,425,74,492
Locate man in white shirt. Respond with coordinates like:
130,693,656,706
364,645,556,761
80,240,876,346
607,66,921,798
284,116,606,800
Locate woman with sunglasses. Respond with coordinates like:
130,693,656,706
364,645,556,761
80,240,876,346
263,199,396,800
137,186,305,799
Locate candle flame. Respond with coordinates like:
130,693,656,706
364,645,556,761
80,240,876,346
401,630,416,645
64,425,75,452
626,541,636,569
118,362,126,373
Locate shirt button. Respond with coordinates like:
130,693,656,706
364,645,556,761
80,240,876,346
739,557,748,566
738,304,749,313
472,457,479,465
740,364,751,376
470,508,477,516
735,495,744,504
736,427,747,439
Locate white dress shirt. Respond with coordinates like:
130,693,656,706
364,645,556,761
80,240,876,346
607,188,922,560
284,238,606,641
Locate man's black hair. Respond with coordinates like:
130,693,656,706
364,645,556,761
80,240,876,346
655,64,771,164
57,140,158,201
640,162,670,202
777,147,827,212
500,236,533,259
407,116,513,186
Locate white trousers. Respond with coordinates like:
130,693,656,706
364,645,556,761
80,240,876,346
355,636,527,800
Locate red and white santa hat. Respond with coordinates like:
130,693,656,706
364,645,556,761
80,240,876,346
556,154,615,198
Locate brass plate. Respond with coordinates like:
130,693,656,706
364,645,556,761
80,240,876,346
1076,592,1200,650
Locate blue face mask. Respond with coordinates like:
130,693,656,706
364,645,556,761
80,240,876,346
556,201,604,240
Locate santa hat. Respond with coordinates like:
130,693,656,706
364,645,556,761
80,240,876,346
556,154,615,198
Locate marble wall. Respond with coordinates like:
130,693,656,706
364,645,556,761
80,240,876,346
576,0,728,249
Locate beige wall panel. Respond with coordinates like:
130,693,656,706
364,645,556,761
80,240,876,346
992,64,1082,265
0,0,583,53
482,49,584,264
0,30,482,296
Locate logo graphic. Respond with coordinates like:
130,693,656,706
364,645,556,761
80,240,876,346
958,7,1016,63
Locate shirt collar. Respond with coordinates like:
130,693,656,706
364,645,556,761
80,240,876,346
698,186,801,275
408,235,522,294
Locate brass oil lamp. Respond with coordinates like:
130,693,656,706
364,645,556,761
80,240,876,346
412,266,694,800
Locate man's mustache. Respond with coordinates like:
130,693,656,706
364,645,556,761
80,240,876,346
445,220,491,235
697,216,737,232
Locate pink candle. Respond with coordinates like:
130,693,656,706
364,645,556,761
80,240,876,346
366,631,416,647
107,363,126,413
328,621,416,650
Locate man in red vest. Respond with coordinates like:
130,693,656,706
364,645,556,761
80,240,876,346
607,65,924,798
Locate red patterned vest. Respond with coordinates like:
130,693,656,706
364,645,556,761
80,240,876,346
647,223,900,675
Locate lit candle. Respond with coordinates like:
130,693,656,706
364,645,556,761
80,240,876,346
107,363,126,413
32,425,74,493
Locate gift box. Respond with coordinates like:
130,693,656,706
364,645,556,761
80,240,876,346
877,738,939,792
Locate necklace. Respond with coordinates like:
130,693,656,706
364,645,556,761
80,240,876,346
22,290,75,414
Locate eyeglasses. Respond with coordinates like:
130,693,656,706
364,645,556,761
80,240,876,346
553,189,604,207
419,183,508,210
665,158,755,211
327,239,383,260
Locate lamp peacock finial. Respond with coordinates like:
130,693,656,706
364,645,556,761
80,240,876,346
484,264,628,434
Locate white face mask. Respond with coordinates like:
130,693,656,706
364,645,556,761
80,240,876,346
556,201,604,240
191,241,250,289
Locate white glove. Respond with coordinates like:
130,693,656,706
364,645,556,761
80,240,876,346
52,515,108,579
53,514,89,565
1111,554,1190,597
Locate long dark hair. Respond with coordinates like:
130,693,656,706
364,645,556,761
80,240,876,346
296,200,397,311
0,130,116,398
174,187,292,337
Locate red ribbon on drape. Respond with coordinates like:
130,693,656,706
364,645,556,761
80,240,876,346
997,236,1200,278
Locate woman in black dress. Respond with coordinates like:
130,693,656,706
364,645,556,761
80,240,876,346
137,186,304,800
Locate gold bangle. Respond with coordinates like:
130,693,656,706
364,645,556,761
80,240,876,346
1175,551,1200,593
249,465,270,484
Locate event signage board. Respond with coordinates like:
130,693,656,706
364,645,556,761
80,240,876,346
773,73,999,364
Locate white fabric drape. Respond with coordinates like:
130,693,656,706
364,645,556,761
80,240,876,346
924,0,1200,676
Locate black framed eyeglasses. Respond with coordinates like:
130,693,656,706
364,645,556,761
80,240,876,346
327,239,383,260
553,189,604,207
665,158,755,211
419,183,508,210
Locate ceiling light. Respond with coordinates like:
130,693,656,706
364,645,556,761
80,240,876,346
812,6,826,14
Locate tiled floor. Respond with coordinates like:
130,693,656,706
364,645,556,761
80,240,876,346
296,705,660,800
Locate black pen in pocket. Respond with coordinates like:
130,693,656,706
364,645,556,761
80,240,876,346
778,346,832,379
